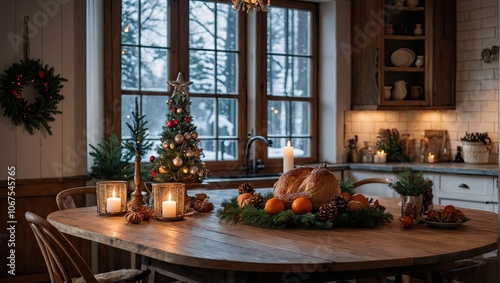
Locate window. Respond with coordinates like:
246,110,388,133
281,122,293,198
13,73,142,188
106,0,317,175
265,4,315,160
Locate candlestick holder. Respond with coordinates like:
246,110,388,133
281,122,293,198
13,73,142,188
152,183,186,221
96,181,127,216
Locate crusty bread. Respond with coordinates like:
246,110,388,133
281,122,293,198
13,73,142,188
273,166,340,209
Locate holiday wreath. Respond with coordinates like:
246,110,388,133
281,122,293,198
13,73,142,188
0,59,67,135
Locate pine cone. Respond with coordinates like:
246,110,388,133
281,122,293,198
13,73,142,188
238,183,255,195
317,201,338,222
248,193,265,209
332,195,349,213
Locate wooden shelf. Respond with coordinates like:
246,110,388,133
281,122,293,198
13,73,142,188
385,35,425,40
385,5,424,11
384,66,425,72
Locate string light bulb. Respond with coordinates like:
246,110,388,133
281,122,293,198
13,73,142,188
232,0,270,13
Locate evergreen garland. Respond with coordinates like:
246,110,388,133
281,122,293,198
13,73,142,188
0,59,67,135
216,194,393,229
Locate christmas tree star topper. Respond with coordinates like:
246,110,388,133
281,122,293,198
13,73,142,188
168,72,192,97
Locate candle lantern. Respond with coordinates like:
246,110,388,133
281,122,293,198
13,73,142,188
152,183,186,221
96,181,127,216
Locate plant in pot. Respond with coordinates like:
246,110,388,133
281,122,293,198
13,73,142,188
388,167,433,224
460,132,491,164
89,133,134,182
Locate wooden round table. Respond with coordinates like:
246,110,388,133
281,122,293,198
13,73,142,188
48,188,498,282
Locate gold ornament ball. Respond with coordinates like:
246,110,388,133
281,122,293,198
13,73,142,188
182,166,189,174
162,142,169,149
169,143,176,149
184,132,192,140
174,133,184,144
173,156,183,167
189,166,199,175
176,108,183,114
191,131,198,140
158,165,167,174
185,150,194,158
194,150,201,157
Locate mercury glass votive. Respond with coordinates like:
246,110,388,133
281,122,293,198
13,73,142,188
96,181,128,216
152,183,186,221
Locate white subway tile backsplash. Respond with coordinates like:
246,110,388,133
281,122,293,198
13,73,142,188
470,8,496,19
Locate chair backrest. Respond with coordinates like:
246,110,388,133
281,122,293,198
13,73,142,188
56,186,96,210
25,211,98,283
352,178,392,188
352,178,394,197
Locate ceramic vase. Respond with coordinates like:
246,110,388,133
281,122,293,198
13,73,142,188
400,194,423,224
414,24,423,35
415,55,424,68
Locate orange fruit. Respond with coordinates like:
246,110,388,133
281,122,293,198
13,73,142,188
350,193,368,207
291,197,313,214
264,198,285,215
340,192,351,201
347,200,364,211
237,193,253,208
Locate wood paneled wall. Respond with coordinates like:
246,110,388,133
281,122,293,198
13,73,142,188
0,0,87,181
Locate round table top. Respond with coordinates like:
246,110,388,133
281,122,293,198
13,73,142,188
48,188,498,275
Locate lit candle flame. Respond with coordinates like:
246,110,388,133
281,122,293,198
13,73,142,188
287,140,291,147
112,189,116,198
168,192,171,201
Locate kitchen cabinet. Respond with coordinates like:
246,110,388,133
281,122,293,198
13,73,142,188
351,0,456,110
436,174,498,213
346,169,498,213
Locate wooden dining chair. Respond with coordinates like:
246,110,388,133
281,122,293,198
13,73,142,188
56,186,96,210
352,177,394,198
25,211,150,283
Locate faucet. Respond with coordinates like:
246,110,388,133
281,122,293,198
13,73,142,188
244,131,273,175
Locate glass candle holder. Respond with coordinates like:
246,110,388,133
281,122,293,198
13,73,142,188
96,181,128,216
152,183,186,221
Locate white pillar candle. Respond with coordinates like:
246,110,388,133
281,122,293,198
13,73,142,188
374,150,387,163
283,140,294,173
162,193,177,218
106,190,121,213
428,153,435,163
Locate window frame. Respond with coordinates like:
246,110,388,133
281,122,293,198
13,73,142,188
104,0,318,176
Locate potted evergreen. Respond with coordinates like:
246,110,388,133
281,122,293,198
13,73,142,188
460,132,491,164
388,168,433,224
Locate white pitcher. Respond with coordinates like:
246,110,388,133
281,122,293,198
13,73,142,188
392,80,407,100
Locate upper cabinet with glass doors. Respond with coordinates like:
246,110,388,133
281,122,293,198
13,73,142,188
351,0,456,110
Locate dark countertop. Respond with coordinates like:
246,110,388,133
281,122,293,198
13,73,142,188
321,162,499,177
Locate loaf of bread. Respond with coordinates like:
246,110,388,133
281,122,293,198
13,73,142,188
273,166,340,209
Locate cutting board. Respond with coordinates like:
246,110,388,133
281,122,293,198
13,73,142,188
424,130,450,162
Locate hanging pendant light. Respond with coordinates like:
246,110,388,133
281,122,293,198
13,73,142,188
232,0,270,13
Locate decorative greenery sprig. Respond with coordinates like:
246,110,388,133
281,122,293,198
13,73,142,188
338,178,355,195
388,167,433,196
460,132,491,145
216,193,393,229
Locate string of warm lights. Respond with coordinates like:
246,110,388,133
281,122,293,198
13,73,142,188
232,0,270,13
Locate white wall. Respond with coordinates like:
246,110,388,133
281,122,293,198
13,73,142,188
0,0,87,180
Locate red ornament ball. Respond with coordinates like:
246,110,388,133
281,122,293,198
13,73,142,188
149,156,155,162
400,216,413,229
174,119,179,125
184,117,191,123
167,120,175,128
151,170,157,177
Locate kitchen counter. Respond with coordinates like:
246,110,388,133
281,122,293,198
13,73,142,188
319,163,499,177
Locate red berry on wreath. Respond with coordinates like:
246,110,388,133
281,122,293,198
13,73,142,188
400,216,413,229
38,71,45,79
149,156,155,162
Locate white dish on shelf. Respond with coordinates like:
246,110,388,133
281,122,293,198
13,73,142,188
390,48,416,67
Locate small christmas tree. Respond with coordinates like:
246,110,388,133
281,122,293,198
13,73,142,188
151,72,208,183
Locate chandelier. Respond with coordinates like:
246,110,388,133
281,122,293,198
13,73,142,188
232,0,270,13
